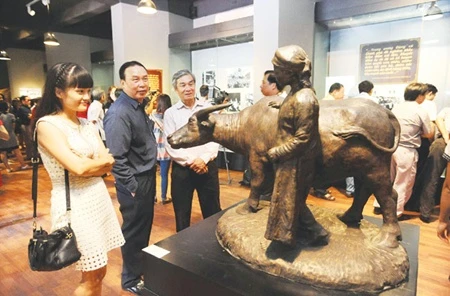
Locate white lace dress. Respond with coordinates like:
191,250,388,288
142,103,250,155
36,115,125,271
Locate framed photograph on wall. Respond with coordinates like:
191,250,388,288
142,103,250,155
227,92,241,112
226,67,251,89
202,70,216,87
147,69,163,93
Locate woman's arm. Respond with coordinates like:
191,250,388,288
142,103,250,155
145,95,158,115
436,117,448,143
437,162,450,243
37,121,114,177
0,122,9,141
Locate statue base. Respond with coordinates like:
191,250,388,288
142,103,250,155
142,201,418,296
217,202,409,294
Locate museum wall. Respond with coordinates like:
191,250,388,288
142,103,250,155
193,5,253,28
192,42,254,111
111,2,193,93
89,37,113,53
5,35,115,100
45,33,92,73
7,48,46,99
92,63,114,93
323,14,450,112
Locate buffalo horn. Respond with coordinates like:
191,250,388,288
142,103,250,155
195,103,233,119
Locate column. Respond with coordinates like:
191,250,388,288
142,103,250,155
253,0,316,100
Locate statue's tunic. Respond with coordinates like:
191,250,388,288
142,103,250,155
265,88,321,245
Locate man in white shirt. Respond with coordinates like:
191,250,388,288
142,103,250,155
420,84,438,122
87,88,106,142
311,82,346,201
411,85,449,223
260,70,281,96
409,84,438,213
322,83,344,101
355,80,378,104
239,70,282,187
345,80,378,197
165,69,221,232
198,84,209,103
374,82,434,219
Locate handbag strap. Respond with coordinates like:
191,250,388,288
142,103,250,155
32,129,71,229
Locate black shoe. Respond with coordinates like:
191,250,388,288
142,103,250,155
239,180,250,187
123,280,144,295
397,214,411,221
345,191,354,198
162,198,172,205
311,189,335,201
373,207,382,215
419,215,431,223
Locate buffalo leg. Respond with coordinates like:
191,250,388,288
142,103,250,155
371,185,401,248
238,159,268,214
365,163,401,248
339,178,370,224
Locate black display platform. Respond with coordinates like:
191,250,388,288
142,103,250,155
142,204,418,296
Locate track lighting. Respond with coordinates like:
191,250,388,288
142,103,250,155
0,30,10,61
43,32,59,46
27,5,35,16
137,0,157,15
25,0,51,16
0,50,11,61
423,1,443,20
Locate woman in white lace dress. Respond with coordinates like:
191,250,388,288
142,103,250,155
34,62,125,295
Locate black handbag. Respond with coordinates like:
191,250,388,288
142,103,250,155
28,133,81,271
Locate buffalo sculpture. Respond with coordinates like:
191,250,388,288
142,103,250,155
167,96,401,248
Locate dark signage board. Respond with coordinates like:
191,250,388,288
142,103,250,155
360,38,420,84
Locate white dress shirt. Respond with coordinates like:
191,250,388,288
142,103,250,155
164,100,219,166
87,100,105,141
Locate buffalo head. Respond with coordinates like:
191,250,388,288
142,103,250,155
167,103,232,149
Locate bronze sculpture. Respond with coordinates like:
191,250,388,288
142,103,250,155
167,45,409,292
167,90,401,249
264,45,326,247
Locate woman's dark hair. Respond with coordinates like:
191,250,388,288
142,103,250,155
34,62,93,126
0,101,9,113
156,94,172,115
114,88,123,98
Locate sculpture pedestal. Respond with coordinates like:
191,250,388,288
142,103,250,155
142,202,418,296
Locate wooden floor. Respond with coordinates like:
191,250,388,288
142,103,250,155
0,159,449,295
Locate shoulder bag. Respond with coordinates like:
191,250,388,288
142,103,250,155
28,132,81,271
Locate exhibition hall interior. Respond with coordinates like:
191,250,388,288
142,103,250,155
0,0,449,295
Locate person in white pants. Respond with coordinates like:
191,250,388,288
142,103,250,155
374,82,434,219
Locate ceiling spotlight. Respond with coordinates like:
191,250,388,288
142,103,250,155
43,32,60,46
423,1,443,20
27,5,35,16
0,50,11,61
137,0,157,15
